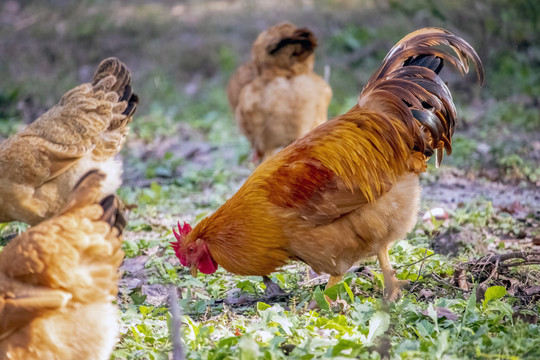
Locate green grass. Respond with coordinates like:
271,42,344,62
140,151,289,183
111,212,540,359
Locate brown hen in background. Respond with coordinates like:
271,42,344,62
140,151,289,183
227,22,332,162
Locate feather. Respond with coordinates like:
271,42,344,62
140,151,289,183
359,27,484,164
0,57,138,225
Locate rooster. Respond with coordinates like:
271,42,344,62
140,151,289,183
0,170,125,359
172,28,484,301
0,57,138,225
228,22,332,162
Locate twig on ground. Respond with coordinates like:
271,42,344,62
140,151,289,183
426,272,471,293
396,253,436,269
464,252,540,268
500,260,540,268
479,257,499,287
408,249,430,293
168,286,185,360
459,252,540,278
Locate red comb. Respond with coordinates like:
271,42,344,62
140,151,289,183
173,221,192,239
170,221,192,267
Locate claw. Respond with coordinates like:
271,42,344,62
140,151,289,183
263,276,287,297
384,276,410,301
378,249,409,302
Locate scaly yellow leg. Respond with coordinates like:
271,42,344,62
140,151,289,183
325,275,343,290
377,247,409,301
324,275,343,308
323,275,346,309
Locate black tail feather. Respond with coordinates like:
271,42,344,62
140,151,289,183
99,195,126,235
359,28,484,166
404,54,444,74
93,57,139,118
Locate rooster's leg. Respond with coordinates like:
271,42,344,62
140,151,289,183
325,275,343,290
262,276,286,296
324,275,349,310
377,247,409,301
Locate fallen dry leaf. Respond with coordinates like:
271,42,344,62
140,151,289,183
420,306,459,321
523,286,540,296
142,284,170,306
418,288,434,299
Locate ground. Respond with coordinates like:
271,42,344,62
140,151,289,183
1,0,539,359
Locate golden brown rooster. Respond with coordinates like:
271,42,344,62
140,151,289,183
0,58,138,225
172,28,484,301
0,170,125,359
227,22,332,162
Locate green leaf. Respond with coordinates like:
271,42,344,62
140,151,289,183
372,271,385,290
415,320,433,339
140,305,152,316
196,300,208,313
130,292,147,305
183,277,205,287
483,285,507,309
257,302,271,311
426,303,440,334
323,284,338,301
130,326,141,342
461,287,478,328
236,279,258,294
314,286,330,311
273,315,293,336
217,336,239,348
238,335,261,360
365,311,390,345
331,338,364,357
122,240,140,258
434,330,449,358
150,181,162,195
343,281,354,303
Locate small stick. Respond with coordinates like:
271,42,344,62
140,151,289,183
168,286,185,360
479,257,499,287
396,253,435,269
427,272,471,293
464,252,539,267
409,249,429,293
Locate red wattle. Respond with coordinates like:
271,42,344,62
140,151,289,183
198,253,218,274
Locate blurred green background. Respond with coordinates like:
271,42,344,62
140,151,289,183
1,0,539,183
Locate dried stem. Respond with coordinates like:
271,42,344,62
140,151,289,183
168,286,185,360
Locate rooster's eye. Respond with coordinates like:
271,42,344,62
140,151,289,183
188,247,194,253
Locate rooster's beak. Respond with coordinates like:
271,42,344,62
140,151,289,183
190,265,198,277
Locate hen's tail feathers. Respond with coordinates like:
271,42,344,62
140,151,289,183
62,169,106,213
99,195,126,235
92,57,139,121
268,28,317,61
358,27,484,167
60,169,126,234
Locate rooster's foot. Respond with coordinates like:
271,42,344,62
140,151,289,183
263,276,287,297
383,270,410,301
